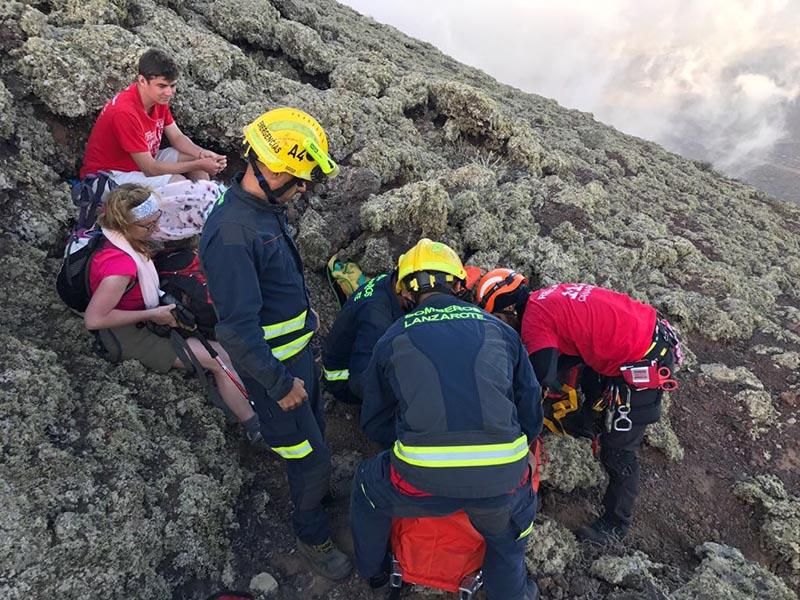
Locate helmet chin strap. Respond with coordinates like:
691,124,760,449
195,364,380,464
248,155,298,204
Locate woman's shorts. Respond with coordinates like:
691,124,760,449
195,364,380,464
96,323,178,373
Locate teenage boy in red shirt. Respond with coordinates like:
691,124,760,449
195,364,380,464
80,48,226,188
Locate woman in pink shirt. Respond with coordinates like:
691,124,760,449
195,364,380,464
85,184,261,442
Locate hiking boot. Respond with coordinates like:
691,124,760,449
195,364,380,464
296,537,353,580
244,428,264,446
575,518,628,545
367,572,390,598
241,414,264,447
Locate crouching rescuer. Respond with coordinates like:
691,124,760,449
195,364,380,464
199,108,352,580
321,268,409,404
475,273,684,544
351,239,543,600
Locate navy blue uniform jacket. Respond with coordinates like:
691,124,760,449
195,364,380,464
199,175,317,404
361,293,543,498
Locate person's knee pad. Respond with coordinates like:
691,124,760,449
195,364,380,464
600,446,638,479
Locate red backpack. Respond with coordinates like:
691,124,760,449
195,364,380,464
391,511,485,594
154,247,218,338
389,440,543,597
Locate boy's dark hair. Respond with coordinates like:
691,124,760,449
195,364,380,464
138,48,179,81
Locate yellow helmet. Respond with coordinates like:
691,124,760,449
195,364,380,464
396,238,467,293
242,107,339,181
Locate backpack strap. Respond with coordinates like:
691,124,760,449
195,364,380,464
73,172,118,232
93,329,123,363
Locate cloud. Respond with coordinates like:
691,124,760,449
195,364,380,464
342,0,800,177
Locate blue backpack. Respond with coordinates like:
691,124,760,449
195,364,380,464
70,171,117,233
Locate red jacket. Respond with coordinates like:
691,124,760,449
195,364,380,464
521,283,656,376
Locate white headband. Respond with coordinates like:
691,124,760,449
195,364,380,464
130,194,160,221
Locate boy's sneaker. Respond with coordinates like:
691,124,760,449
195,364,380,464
296,537,353,581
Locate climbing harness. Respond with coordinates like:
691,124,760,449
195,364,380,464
619,360,678,391
543,383,580,434
603,384,633,433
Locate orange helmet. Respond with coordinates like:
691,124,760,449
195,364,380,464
464,265,486,292
475,268,528,313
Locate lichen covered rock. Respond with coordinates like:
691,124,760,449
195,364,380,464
700,363,764,389
733,390,780,440
360,180,451,245
274,19,333,75
590,551,665,586
645,393,685,462
672,543,797,600
524,516,579,576
539,435,605,493
0,332,242,599
734,475,800,574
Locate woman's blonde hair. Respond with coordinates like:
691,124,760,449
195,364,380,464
97,183,157,255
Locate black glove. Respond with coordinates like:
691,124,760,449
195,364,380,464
161,292,197,332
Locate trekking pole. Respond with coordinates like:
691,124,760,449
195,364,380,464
192,329,250,399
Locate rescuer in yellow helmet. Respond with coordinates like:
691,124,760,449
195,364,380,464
200,108,351,581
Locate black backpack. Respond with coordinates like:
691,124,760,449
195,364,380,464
55,230,108,312
154,247,218,338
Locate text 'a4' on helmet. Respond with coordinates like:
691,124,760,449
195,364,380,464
475,268,528,313
395,238,467,293
242,107,339,182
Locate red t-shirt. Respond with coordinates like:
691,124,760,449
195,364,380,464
88,242,145,310
520,283,657,376
80,83,174,179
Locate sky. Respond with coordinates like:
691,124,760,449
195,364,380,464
340,0,800,199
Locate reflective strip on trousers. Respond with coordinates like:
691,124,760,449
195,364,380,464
517,521,534,540
271,439,313,459
271,331,314,361
393,434,529,468
262,309,308,340
323,367,349,381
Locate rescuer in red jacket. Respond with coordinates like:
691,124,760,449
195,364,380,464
475,272,683,544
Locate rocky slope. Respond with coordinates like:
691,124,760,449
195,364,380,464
1,0,799,598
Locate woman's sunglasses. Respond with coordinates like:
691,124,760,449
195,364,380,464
134,210,162,232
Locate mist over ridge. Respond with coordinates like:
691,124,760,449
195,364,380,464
343,0,800,202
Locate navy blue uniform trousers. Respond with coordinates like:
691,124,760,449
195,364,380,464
244,347,332,544
350,451,537,600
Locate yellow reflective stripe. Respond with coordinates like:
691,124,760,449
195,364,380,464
262,310,308,340
517,521,534,540
393,434,529,468
271,439,313,459
323,367,349,381
271,331,313,361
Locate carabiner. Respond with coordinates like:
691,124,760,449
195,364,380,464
613,404,633,432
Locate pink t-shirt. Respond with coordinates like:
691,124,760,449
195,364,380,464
80,83,175,179
88,242,145,310
521,283,657,377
